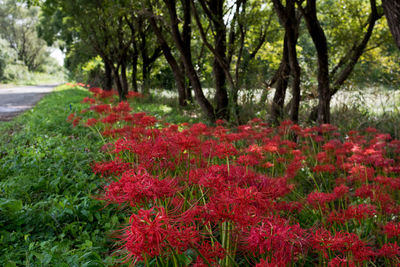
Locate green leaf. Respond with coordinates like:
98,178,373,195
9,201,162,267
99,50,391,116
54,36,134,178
0,198,23,213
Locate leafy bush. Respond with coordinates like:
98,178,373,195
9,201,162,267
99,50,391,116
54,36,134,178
3,63,32,82
0,38,16,80
76,56,105,88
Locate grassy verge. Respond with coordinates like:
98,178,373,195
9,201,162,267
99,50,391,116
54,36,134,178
0,85,123,266
0,72,65,88
0,84,199,267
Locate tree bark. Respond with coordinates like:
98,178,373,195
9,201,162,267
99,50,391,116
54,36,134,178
131,44,139,92
138,17,162,95
113,65,126,101
120,57,129,96
206,0,229,120
181,0,192,103
147,13,187,106
272,0,301,123
164,0,216,122
103,59,113,91
271,35,290,124
382,0,400,49
301,0,330,124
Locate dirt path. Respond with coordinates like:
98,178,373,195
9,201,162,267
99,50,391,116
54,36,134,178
0,85,57,121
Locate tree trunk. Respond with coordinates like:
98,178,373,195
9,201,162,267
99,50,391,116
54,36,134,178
272,0,301,124
271,35,290,124
164,0,215,122
286,0,301,124
382,0,400,49
113,65,126,101
120,58,129,97
138,17,150,95
209,0,229,120
104,60,113,91
302,0,330,124
181,0,192,103
147,14,187,106
142,59,150,94
287,39,301,124
182,61,193,102
307,0,381,122
131,42,139,92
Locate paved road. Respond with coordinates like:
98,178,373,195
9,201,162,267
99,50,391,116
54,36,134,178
0,85,57,121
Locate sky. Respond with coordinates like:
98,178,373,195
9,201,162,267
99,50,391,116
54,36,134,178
50,48,65,66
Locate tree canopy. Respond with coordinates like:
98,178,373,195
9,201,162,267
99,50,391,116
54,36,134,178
31,0,400,124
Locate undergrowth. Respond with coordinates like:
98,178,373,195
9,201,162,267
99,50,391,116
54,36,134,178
0,85,119,266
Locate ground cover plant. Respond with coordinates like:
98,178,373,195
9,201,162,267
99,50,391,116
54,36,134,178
0,84,127,266
70,86,400,266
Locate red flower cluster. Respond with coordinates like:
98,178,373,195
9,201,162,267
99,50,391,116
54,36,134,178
69,87,400,266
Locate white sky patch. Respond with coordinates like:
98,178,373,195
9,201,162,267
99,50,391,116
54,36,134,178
50,48,65,66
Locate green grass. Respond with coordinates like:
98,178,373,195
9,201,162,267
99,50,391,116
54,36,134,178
0,85,123,267
134,94,204,125
0,71,66,87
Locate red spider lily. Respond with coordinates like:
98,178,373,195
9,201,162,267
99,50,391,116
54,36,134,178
246,216,307,264
84,118,97,127
327,204,377,224
311,229,375,263
82,97,96,104
213,142,238,159
127,91,142,98
378,242,400,258
112,101,131,113
383,222,400,238
90,104,111,114
123,207,171,260
72,116,81,127
101,113,120,124
365,127,378,134
193,240,225,266
313,164,336,173
328,256,356,267
375,176,400,190
67,113,75,122
332,184,349,198
237,154,260,166
262,141,279,153
255,258,292,267
273,200,303,213
92,158,131,177
307,191,335,209
104,169,179,206
215,119,226,125
68,86,400,266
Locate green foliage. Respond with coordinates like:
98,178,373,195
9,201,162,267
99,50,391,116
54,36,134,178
0,1,65,84
0,1,48,72
0,38,17,80
0,85,123,266
77,56,105,88
2,64,31,82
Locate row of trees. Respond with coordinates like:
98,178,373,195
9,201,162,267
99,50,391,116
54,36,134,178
0,0,60,81
34,0,400,124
